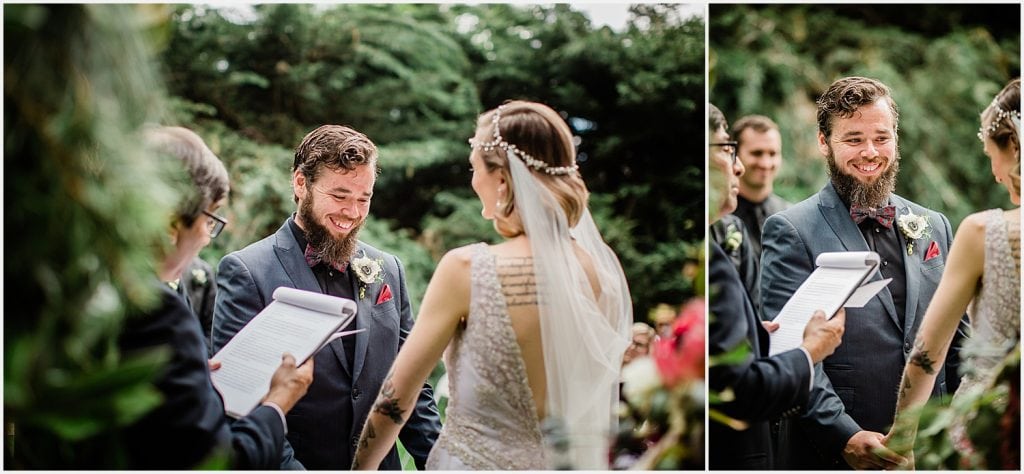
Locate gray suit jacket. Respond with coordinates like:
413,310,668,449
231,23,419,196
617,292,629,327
760,182,967,467
211,219,441,470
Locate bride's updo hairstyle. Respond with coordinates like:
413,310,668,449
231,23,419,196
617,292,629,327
980,78,1021,197
474,100,588,238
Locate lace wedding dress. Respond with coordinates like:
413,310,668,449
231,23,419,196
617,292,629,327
426,243,546,470
950,208,1021,448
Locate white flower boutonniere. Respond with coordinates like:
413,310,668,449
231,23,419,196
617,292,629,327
352,251,385,300
724,223,743,253
191,267,208,286
897,211,930,255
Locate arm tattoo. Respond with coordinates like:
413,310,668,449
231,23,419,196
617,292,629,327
909,340,936,375
359,419,376,450
373,371,406,424
899,375,912,401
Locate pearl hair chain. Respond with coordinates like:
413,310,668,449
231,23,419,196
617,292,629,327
469,105,579,176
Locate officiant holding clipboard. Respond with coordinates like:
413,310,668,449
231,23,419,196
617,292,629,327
105,126,315,469
708,103,847,470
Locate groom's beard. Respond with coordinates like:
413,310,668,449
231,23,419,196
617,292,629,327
299,193,363,266
826,145,900,208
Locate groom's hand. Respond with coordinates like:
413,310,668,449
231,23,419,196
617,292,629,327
843,430,906,470
800,309,846,363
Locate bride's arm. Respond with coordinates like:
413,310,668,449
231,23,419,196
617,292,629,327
352,248,471,470
886,213,985,454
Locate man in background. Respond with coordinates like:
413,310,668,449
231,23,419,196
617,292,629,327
732,115,791,257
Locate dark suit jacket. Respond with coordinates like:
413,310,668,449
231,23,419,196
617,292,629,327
709,241,811,470
735,193,791,256
212,219,442,470
180,256,217,355
710,215,761,309
118,283,285,469
760,183,968,468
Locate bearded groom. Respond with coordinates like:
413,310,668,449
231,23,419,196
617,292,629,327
212,125,441,469
760,77,968,469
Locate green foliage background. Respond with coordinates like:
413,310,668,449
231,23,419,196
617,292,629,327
710,4,1020,228
4,4,211,467
166,3,705,320
5,3,703,468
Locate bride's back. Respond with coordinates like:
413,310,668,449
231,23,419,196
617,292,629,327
489,236,602,421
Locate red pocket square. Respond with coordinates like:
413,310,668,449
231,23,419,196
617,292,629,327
376,283,393,305
924,241,941,262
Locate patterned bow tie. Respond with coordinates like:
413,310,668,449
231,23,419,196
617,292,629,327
304,244,347,273
849,204,896,228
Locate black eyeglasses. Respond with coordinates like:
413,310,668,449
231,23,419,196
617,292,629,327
202,210,228,238
710,141,739,166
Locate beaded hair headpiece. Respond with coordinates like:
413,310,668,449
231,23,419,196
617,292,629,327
469,104,580,176
978,103,1021,141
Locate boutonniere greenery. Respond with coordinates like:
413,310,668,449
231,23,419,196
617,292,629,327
352,251,385,300
724,223,743,253
896,211,930,255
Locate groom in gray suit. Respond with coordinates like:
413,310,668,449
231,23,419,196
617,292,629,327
212,125,441,469
760,77,968,469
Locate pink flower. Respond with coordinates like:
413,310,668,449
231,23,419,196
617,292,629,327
653,298,705,388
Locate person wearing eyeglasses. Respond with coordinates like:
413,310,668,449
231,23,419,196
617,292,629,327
171,210,226,354
107,126,315,469
709,112,762,307
708,103,847,470
623,322,657,366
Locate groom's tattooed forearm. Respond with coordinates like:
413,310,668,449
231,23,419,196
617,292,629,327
909,340,936,375
373,371,406,424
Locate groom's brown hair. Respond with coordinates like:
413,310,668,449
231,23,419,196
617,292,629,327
816,76,900,140
292,125,378,202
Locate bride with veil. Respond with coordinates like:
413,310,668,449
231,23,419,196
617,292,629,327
351,100,632,470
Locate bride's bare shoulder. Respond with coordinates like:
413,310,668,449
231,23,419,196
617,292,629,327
440,244,479,268
956,211,990,240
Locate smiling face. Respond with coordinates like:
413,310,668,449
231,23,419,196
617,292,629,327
294,165,374,265
820,98,900,207
737,127,782,194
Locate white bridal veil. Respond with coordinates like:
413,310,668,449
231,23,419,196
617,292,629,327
506,148,633,469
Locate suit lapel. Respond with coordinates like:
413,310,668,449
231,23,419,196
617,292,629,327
273,221,352,376
819,184,870,253
819,184,900,329
350,244,372,382
895,200,922,333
